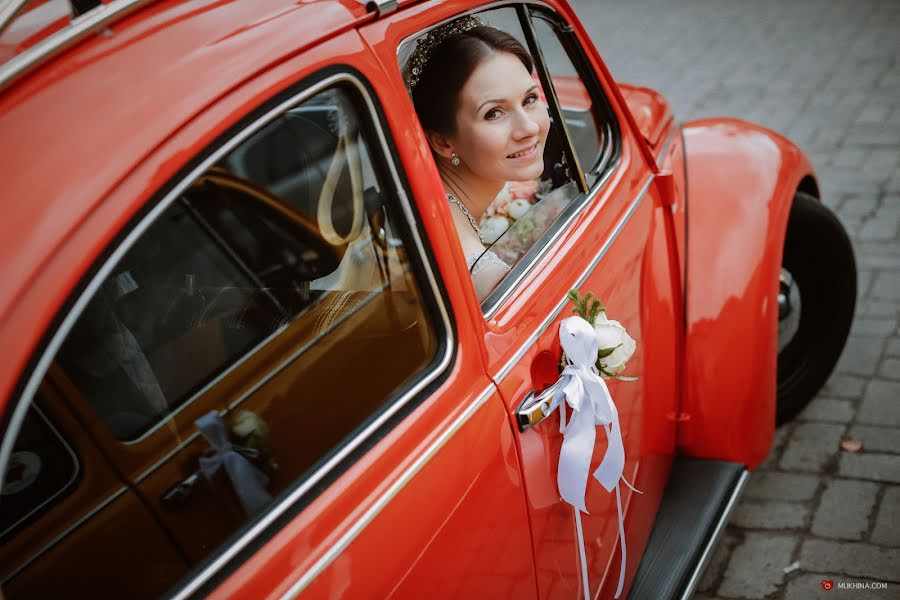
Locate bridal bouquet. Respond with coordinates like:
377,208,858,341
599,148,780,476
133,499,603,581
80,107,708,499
565,289,637,380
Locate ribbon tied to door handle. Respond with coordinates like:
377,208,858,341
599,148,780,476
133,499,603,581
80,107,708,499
531,317,639,599
195,411,273,516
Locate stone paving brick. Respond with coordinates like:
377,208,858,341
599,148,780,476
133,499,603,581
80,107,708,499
850,317,896,337
878,358,900,380
872,272,900,301
780,423,846,472
821,373,869,398
871,486,900,546
798,397,856,423
860,301,900,318
811,479,879,540
835,336,885,377
719,533,796,599
887,338,900,356
744,471,820,501
800,539,900,581
697,531,739,593
858,380,900,426
838,453,900,484
732,501,810,530
847,425,900,454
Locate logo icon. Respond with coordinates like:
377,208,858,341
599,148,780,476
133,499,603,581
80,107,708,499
822,580,834,591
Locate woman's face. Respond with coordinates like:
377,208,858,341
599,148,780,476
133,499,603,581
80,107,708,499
447,52,551,184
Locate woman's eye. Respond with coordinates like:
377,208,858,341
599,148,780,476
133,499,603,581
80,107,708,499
523,93,539,105
485,108,502,120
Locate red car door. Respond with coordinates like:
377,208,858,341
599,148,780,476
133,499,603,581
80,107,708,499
472,5,681,599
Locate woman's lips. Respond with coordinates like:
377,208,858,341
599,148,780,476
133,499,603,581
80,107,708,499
507,142,539,160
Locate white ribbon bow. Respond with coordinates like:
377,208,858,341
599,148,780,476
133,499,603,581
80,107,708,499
532,317,639,599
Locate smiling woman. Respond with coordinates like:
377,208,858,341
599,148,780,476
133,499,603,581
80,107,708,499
404,14,556,300
401,8,612,306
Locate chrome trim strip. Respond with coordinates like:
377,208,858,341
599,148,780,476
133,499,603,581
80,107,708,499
0,404,80,540
0,0,29,38
281,384,496,598
495,174,654,382
654,125,675,165
1,486,128,585
679,469,749,600
0,0,156,92
2,72,454,596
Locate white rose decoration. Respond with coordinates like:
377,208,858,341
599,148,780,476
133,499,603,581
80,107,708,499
480,215,510,244
508,199,531,220
593,311,636,375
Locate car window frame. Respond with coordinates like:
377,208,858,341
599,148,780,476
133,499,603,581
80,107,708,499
0,67,457,600
395,1,621,319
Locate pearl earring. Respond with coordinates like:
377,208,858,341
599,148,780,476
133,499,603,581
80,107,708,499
450,152,460,166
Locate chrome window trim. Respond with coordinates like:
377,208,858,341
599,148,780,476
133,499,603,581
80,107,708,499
0,0,157,92
280,383,497,598
1,71,454,598
495,174,654,383
0,404,80,541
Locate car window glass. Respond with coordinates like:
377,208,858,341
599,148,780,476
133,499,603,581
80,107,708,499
530,11,613,188
2,83,441,598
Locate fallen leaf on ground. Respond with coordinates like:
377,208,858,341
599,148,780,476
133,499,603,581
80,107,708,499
840,436,862,453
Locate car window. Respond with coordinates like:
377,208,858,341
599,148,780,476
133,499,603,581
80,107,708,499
0,405,78,541
2,81,444,598
529,9,616,188
399,6,618,312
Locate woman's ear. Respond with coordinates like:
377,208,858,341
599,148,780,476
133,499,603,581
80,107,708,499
426,130,455,161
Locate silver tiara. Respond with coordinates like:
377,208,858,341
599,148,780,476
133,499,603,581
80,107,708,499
406,15,485,91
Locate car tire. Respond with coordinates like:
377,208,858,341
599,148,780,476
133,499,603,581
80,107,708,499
776,191,856,425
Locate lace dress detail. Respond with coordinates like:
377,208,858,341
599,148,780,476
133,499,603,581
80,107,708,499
466,249,511,277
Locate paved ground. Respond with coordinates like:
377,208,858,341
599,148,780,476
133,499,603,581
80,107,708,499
569,1,900,598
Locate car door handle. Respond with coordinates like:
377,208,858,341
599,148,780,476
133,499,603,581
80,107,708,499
517,391,553,431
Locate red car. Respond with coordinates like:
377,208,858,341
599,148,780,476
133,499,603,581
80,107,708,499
0,1,855,598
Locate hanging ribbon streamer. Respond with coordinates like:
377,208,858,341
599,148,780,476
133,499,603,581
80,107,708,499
532,317,640,599
195,411,273,517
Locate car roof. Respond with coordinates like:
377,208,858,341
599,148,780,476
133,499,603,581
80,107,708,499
0,0,387,322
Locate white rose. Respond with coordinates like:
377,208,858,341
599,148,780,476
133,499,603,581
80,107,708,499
593,312,636,375
480,215,510,244
508,199,531,220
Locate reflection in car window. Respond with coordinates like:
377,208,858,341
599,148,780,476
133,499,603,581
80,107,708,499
3,84,439,599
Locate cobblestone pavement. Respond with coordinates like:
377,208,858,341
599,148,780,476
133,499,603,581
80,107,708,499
569,1,900,598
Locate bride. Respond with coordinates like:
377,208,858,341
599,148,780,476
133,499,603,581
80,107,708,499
406,15,551,300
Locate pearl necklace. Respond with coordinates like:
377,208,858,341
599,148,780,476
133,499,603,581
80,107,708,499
446,193,482,238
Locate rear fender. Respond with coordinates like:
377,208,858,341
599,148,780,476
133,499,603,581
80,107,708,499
679,118,816,469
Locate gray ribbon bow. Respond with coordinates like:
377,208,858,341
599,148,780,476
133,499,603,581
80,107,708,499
196,411,272,516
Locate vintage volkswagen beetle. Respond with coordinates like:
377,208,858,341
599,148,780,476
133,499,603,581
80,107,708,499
0,0,855,598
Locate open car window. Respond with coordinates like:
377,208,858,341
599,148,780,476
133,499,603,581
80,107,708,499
400,5,618,313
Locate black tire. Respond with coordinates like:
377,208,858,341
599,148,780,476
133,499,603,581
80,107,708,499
776,191,856,424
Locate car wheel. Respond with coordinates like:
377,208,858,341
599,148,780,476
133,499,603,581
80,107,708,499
776,191,856,425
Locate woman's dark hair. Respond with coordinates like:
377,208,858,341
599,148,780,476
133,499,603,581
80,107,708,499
410,26,534,136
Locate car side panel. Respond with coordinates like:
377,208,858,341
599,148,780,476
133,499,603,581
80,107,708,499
680,118,815,469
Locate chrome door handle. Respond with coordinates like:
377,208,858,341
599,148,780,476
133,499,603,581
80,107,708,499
516,391,553,431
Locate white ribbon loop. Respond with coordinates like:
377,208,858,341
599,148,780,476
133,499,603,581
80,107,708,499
531,316,639,599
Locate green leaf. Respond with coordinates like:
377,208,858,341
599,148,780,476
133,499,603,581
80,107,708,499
597,346,617,359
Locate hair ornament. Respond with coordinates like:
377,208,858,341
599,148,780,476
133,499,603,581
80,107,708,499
407,15,485,90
